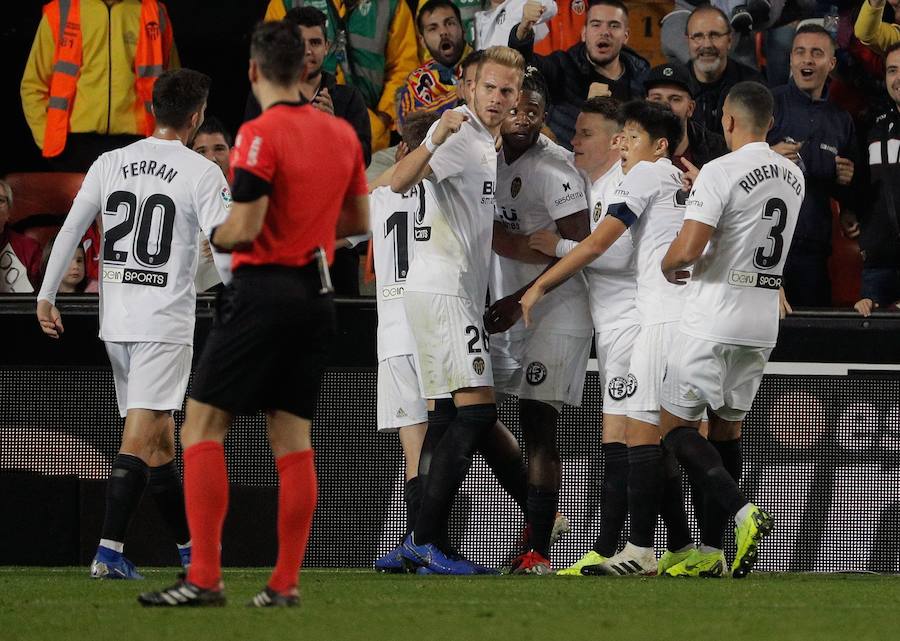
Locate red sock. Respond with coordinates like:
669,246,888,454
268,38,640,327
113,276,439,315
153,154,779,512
268,449,317,594
184,441,229,590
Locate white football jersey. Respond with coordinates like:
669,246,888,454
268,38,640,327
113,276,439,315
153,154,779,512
490,135,592,337
681,142,805,347
474,0,556,48
38,137,232,344
605,158,687,326
404,105,497,304
371,183,435,360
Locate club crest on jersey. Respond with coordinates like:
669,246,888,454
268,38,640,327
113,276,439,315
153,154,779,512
526,362,547,385
473,357,486,376
593,201,603,223
572,0,586,15
511,176,522,198
220,187,233,210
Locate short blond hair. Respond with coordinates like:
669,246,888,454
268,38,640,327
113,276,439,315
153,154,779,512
476,46,525,82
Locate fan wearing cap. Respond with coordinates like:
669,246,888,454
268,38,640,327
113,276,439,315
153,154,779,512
644,63,728,180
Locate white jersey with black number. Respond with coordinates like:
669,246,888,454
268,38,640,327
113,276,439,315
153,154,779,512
38,137,233,345
371,183,436,360
491,134,592,337
681,142,805,347
403,105,498,304
605,158,687,326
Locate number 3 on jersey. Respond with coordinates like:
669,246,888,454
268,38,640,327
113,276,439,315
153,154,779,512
753,197,788,270
103,190,176,267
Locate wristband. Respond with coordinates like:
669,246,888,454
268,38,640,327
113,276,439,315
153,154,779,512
424,134,440,154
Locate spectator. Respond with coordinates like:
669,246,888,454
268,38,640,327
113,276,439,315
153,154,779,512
457,49,484,105
249,6,373,166
475,0,557,49
855,0,900,55
644,63,729,173
41,240,88,294
853,41,900,316
0,180,42,293
508,0,650,148
191,117,233,176
399,0,472,124
416,0,486,53
769,24,859,307
20,0,179,171
682,5,764,136
265,0,418,152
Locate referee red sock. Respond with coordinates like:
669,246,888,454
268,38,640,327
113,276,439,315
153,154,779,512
268,449,317,594
184,441,229,591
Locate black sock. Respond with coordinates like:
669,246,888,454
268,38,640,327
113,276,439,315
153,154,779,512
627,444,663,548
701,438,742,549
414,403,497,545
593,442,628,557
660,445,693,552
148,460,190,546
527,485,559,557
688,473,705,537
664,427,746,519
478,422,529,515
404,476,421,537
100,453,150,544
416,399,456,547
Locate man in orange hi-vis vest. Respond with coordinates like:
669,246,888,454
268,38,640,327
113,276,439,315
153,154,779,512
21,0,179,172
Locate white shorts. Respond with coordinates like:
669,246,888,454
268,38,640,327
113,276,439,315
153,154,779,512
105,341,193,418
377,355,428,432
596,323,640,416
624,322,679,425
661,332,772,423
492,331,591,407
404,292,493,398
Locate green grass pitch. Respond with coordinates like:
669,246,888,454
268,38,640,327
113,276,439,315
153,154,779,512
2,568,900,641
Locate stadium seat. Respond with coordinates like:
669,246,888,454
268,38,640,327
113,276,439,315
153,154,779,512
828,199,862,307
4,172,85,226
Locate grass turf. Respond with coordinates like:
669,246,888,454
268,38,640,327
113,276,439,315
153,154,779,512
1,568,899,641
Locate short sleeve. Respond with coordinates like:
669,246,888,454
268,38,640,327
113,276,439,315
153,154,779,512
605,161,659,227
540,157,588,221
684,163,728,229
428,117,470,183
194,164,232,236
230,121,276,183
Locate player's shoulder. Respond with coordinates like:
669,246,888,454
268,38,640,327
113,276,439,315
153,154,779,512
532,135,578,172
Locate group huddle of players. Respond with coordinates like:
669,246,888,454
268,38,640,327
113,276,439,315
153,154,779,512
367,45,804,578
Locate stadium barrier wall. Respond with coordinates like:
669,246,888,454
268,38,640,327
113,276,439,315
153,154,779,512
2,296,899,572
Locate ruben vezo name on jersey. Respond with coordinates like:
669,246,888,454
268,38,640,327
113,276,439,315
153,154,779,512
120,160,179,183
103,266,169,288
737,163,802,196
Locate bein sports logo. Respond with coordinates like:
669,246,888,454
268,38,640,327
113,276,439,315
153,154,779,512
103,266,168,288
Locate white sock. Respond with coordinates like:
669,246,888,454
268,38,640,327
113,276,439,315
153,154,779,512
699,544,723,554
734,503,753,526
99,539,124,554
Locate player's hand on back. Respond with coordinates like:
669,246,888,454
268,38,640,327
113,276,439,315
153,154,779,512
432,110,469,146
663,269,691,286
528,229,562,257
484,293,523,334
36,299,64,339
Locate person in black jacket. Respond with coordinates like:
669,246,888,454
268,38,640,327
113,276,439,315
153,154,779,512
853,42,900,316
684,5,764,136
644,62,729,173
508,0,649,149
244,6,372,167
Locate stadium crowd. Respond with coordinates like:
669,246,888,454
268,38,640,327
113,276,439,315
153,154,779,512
4,0,900,605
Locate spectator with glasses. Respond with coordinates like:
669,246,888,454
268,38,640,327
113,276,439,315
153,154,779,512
684,5,764,136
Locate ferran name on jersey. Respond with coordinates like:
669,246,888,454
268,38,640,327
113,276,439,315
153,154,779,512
120,160,178,183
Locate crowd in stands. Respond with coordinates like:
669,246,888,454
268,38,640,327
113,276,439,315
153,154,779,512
3,0,899,314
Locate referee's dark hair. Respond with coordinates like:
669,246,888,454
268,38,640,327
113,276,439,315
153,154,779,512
250,20,306,87
152,68,211,130
725,81,774,133
581,96,623,128
622,99,683,158
402,110,441,150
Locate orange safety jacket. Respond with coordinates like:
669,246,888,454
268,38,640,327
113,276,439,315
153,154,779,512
42,0,172,158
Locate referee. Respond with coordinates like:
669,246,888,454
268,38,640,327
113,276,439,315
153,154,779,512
139,20,369,607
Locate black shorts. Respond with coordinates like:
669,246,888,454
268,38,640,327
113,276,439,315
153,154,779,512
191,264,336,418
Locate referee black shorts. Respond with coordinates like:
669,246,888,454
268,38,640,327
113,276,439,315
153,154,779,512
190,264,336,419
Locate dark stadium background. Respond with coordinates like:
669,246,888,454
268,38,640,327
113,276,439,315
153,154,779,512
4,1,269,177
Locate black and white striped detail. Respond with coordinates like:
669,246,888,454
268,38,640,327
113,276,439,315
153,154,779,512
158,583,204,605
606,560,650,575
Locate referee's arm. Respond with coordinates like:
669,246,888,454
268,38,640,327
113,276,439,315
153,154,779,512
337,193,370,238
210,169,270,252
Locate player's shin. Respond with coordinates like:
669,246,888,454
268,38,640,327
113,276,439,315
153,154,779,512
593,442,629,557
626,444,664,548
